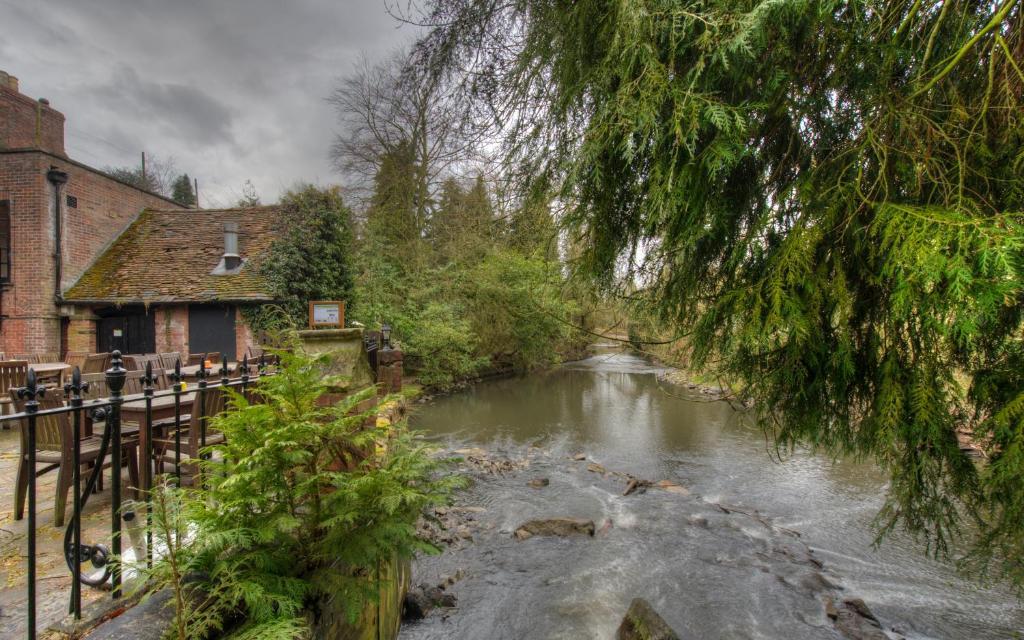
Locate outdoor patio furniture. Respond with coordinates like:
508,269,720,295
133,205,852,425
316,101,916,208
64,351,87,372
10,389,140,527
32,362,71,387
153,386,227,484
82,353,110,374
0,360,28,421
159,352,183,371
125,355,169,386
186,352,221,366
12,353,60,364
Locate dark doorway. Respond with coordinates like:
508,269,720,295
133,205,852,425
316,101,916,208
188,305,236,361
96,307,156,354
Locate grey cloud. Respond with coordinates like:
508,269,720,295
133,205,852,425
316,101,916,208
98,66,236,145
1,0,414,204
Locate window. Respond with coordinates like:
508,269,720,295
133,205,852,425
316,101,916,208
0,201,10,283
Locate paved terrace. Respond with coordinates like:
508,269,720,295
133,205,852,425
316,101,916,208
0,426,147,639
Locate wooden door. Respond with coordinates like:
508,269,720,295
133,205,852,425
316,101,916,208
187,305,236,361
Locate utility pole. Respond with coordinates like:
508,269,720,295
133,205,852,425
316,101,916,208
141,151,147,185
194,177,199,209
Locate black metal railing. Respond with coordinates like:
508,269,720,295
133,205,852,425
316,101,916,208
363,331,379,380
1,349,278,640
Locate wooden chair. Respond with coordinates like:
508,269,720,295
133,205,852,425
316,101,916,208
159,353,182,371
82,353,110,374
154,386,227,484
11,389,140,527
0,360,28,421
64,352,88,372
187,352,221,366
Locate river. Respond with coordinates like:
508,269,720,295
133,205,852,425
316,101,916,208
400,351,1023,639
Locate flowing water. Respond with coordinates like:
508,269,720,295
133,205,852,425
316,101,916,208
400,351,1023,639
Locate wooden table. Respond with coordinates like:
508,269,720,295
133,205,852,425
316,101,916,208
122,392,195,487
34,362,71,385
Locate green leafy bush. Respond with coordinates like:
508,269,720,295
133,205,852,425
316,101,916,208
399,301,489,389
137,347,460,639
464,250,573,371
245,185,356,332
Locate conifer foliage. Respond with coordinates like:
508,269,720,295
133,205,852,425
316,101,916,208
136,348,459,638
414,0,1024,586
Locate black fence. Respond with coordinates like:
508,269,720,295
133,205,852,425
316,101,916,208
1,350,279,640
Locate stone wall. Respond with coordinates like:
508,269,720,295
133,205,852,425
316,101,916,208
297,328,375,390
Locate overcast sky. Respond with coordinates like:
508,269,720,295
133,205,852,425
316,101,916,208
0,0,415,206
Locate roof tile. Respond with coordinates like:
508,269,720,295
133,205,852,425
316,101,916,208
63,206,282,304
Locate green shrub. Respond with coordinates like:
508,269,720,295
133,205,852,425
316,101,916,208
137,347,460,639
400,301,489,389
465,250,574,371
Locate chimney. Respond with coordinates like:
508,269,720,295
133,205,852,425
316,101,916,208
223,222,241,270
0,71,18,92
0,70,66,156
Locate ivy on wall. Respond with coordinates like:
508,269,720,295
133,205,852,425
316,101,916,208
242,184,355,333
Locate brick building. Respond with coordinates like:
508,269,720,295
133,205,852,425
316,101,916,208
0,70,279,359
62,207,281,360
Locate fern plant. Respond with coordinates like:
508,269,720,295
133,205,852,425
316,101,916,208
135,346,460,639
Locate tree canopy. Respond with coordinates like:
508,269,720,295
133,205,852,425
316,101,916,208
171,173,196,206
412,0,1024,586
247,185,355,331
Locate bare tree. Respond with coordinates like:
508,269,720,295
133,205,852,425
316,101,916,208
104,154,178,196
329,50,481,231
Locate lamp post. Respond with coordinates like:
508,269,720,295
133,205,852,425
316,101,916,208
381,323,392,351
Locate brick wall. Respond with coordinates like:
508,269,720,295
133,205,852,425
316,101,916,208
0,151,182,356
0,151,52,354
0,72,65,156
235,311,255,361
66,311,98,353
155,305,189,355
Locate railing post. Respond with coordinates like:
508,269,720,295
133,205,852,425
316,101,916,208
169,359,183,482
240,350,250,395
141,361,157,568
220,353,229,388
105,351,126,599
18,369,44,640
197,358,208,486
63,368,87,619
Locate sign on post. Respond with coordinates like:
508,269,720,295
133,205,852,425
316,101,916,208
308,301,345,329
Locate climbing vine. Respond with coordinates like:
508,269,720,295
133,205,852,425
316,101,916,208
241,185,355,333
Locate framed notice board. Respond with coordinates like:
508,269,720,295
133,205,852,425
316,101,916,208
308,301,345,329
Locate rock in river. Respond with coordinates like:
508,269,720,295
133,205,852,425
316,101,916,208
528,478,550,488
616,598,681,640
828,597,889,640
513,518,595,541
403,584,458,621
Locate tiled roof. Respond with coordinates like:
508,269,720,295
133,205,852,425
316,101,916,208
63,206,282,304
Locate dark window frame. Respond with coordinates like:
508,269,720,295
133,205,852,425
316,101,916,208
0,200,10,284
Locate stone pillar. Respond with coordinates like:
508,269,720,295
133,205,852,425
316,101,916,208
65,308,98,353
376,347,403,395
